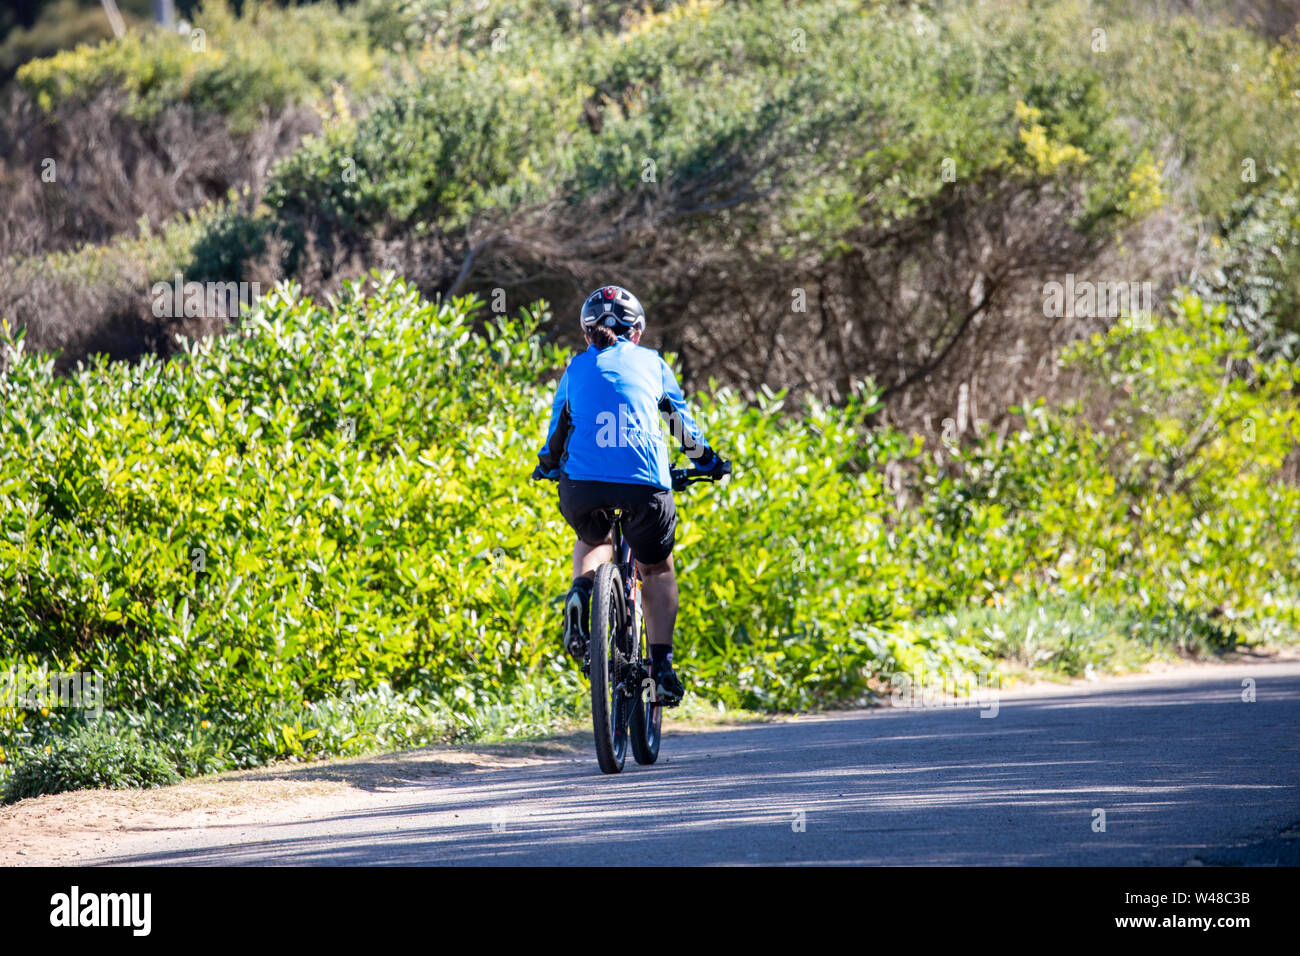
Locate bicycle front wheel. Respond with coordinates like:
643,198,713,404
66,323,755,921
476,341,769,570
589,562,630,774
629,685,662,765
629,582,662,765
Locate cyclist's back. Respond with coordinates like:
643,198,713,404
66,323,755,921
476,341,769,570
541,336,704,490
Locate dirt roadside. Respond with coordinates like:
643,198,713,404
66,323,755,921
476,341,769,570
0,709,775,866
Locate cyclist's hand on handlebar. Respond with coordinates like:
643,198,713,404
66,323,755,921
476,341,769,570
671,455,730,492
531,464,561,482
690,450,731,480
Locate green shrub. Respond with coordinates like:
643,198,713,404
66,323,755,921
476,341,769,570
0,275,617,770
0,275,1296,791
908,293,1300,656
2,721,180,803
17,0,383,134
261,0,1157,263
1092,0,1300,222
1195,173,1300,360
0,273,916,747
266,57,584,235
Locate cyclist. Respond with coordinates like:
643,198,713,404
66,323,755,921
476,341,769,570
532,285,729,707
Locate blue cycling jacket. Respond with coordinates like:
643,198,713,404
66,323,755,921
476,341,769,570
537,338,712,490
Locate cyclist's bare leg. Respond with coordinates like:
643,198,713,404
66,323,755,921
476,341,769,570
636,556,677,647
572,535,613,581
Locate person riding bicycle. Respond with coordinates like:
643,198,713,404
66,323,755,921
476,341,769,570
532,285,729,707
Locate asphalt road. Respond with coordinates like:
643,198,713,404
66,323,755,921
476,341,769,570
100,660,1300,866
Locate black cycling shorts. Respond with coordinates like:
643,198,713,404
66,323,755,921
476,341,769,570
557,477,677,566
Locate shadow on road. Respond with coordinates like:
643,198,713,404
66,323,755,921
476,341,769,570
101,666,1300,866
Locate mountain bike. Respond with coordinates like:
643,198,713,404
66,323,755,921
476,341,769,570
584,465,729,773
539,465,729,774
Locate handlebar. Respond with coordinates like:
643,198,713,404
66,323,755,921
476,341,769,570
533,462,732,491
670,458,732,492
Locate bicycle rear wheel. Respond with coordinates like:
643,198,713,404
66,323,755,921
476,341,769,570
589,562,630,774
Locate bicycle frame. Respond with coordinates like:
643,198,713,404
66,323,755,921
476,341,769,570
604,512,651,701
534,463,729,773
597,466,725,701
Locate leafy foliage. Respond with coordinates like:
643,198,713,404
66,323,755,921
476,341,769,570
266,0,1151,248
3,0,1300,799
2,720,179,803
17,0,382,134
0,278,1295,799
906,294,1300,675
10,0,1300,404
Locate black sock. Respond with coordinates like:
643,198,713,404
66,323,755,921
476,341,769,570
650,644,672,670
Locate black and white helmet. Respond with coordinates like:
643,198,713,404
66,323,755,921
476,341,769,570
580,285,646,335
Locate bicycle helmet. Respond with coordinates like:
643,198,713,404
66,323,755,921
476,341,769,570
580,285,646,335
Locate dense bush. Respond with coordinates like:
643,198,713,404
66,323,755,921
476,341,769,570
0,275,917,755
223,0,1185,434
0,276,1295,797
901,294,1300,674
266,0,1153,249
8,0,1300,422
205,0,1300,425
1,721,180,803
16,0,382,134
1195,172,1300,360
266,56,584,235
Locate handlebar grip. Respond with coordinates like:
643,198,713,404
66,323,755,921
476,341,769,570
669,460,731,492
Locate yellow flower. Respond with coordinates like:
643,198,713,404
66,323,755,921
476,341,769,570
1125,154,1165,216
0,746,6,763
1014,101,1089,174
44,746,51,755
40,707,49,717
200,720,210,729
620,0,720,41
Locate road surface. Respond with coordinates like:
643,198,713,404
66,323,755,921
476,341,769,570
24,660,1300,865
